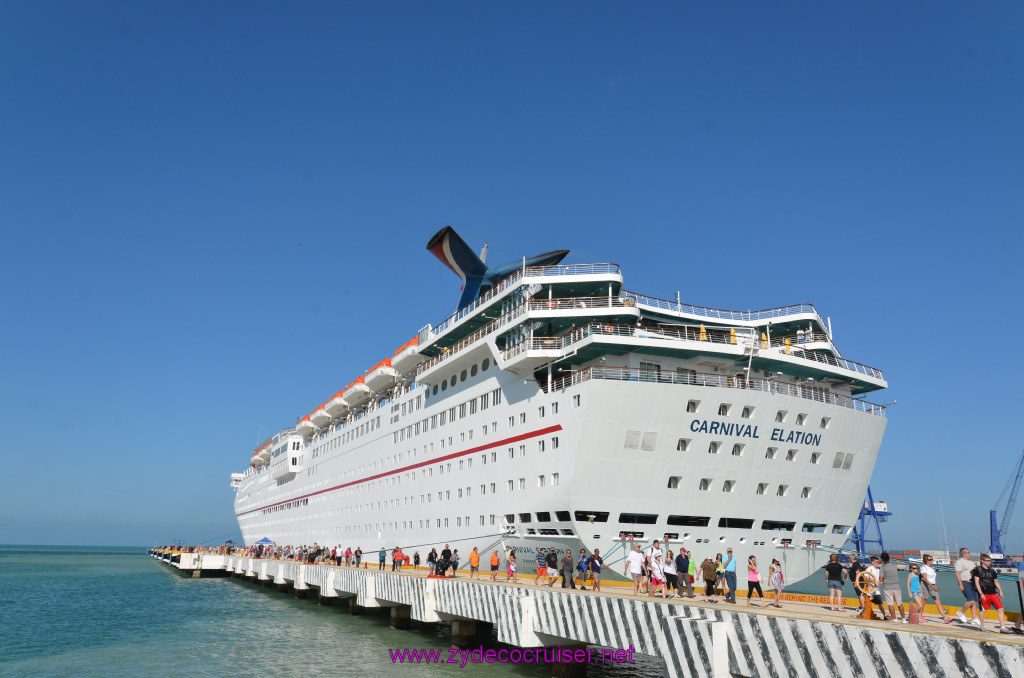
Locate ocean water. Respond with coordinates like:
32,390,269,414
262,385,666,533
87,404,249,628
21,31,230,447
0,546,655,677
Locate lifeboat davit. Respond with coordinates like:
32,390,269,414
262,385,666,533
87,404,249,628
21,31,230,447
310,403,331,428
391,335,421,374
250,451,261,467
365,358,399,392
343,376,371,408
296,414,316,437
256,442,272,461
325,390,348,418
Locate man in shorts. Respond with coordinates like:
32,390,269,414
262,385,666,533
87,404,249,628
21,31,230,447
919,553,951,623
590,549,603,592
535,548,547,586
973,553,1012,633
545,547,559,587
878,552,906,622
489,550,500,581
625,543,644,595
955,548,981,626
469,547,480,580
864,556,888,620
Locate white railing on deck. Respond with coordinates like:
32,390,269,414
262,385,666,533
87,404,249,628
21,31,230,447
501,322,883,382
621,290,823,325
427,264,622,340
548,365,886,417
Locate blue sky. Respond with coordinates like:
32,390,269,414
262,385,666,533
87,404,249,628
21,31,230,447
2,2,1021,552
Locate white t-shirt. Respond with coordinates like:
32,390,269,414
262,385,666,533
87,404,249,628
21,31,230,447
650,546,663,563
864,564,881,591
663,559,678,576
955,557,975,583
627,551,644,574
920,564,938,586
650,558,665,580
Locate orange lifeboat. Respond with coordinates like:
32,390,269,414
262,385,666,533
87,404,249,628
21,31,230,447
296,413,316,437
391,335,421,374
310,402,331,428
343,376,371,408
365,358,399,392
325,389,348,418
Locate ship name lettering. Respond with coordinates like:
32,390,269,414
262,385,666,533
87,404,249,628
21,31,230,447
769,428,822,446
689,419,760,439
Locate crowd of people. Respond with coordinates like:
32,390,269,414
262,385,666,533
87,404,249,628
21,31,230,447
164,540,1022,633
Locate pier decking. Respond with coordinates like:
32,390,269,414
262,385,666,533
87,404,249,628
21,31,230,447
152,551,1024,678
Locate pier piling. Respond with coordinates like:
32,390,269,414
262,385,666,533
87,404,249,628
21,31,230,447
390,604,411,629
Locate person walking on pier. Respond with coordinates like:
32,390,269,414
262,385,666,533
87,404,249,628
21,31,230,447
824,554,846,612
450,549,460,577
561,549,576,589
626,543,644,595
714,553,726,597
490,550,500,581
907,564,924,621
847,555,866,614
723,548,737,603
700,557,717,603
505,551,518,584
535,549,547,586
469,547,480,579
769,558,786,608
354,547,362,568
427,549,437,575
378,547,387,571
576,548,589,590
747,556,765,607
973,554,1012,633
590,549,604,593
545,548,559,587
955,548,981,626
879,553,906,623
919,554,951,623
663,550,678,598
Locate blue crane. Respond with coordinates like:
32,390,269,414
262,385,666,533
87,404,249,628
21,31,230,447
989,449,1024,560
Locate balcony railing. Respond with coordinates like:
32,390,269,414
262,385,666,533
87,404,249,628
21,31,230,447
621,290,824,325
547,365,886,417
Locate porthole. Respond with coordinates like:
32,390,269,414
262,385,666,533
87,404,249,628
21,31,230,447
471,365,478,377
482,359,490,371
441,380,448,392
432,385,438,396
461,369,467,381
450,374,457,386
739,537,747,544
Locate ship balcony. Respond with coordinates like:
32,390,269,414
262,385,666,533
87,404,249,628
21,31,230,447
365,359,399,392
325,393,348,418
271,454,303,480
526,295,640,320
499,337,567,375
310,406,332,429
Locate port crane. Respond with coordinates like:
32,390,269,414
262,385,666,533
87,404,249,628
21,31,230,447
989,449,1024,562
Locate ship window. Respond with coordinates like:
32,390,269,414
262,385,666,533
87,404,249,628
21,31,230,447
811,452,821,464
667,515,710,527
718,403,730,416
519,513,532,523
491,452,497,462
667,476,680,489
686,400,700,413
538,406,545,418
708,441,720,454
832,525,850,534
552,402,558,414
551,437,559,449
538,475,545,487
619,513,658,525
699,478,711,491
482,358,490,371
505,513,515,523
520,412,526,424
489,515,495,525
471,365,478,377
574,510,608,522
509,416,515,428
457,517,462,526
801,487,812,499
722,480,736,492
480,484,486,495
741,406,754,419
538,440,545,452
560,529,574,536
507,480,513,492
551,474,560,486
755,483,768,495
519,478,525,490
766,447,778,460
762,520,795,531
508,447,514,459
677,438,690,452
842,454,854,470
573,395,581,407
775,410,787,423
525,528,536,535
441,380,447,391
432,385,438,396
460,369,467,381
718,517,753,529
820,416,831,429
450,374,457,386
802,523,826,533
537,512,551,522
732,444,744,456
480,515,485,526
490,482,495,493
796,413,806,425
539,528,559,535
777,484,788,497
786,449,798,461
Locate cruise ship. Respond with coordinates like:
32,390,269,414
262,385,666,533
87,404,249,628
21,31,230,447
231,227,888,583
